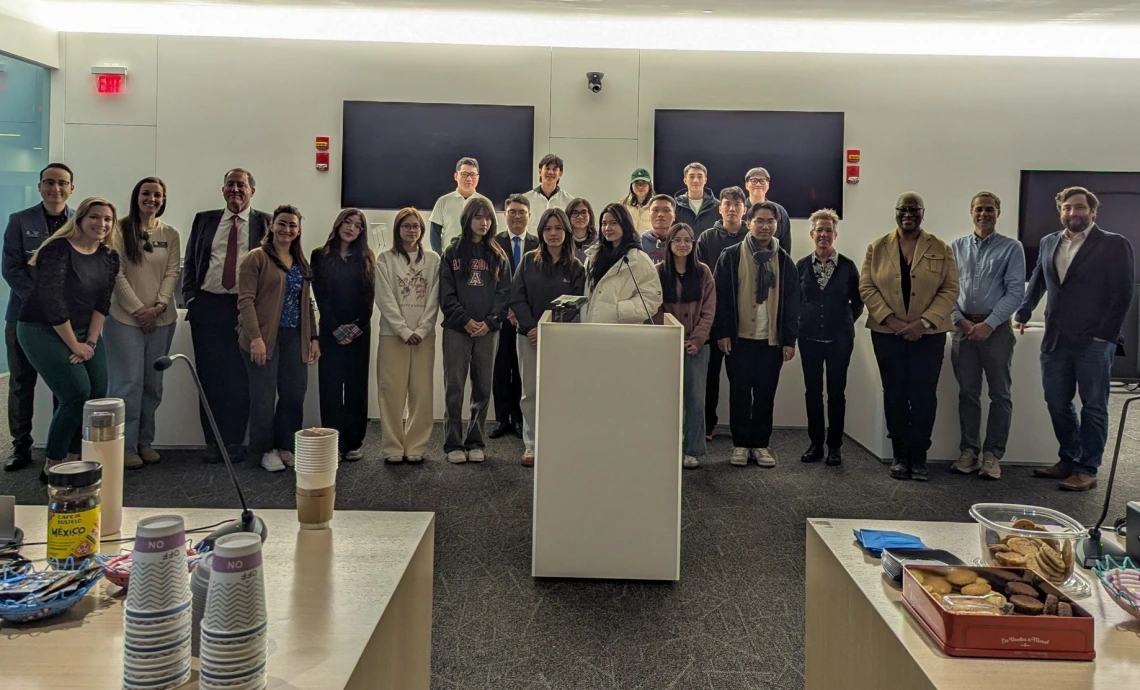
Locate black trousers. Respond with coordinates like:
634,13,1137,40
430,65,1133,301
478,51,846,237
318,331,370,452
704,345,725,434
245,327,307,454
188,292,250,450
6,321,40,451
799,338,853,449
871,331,946,463
492,321,522,427
725,338,784,449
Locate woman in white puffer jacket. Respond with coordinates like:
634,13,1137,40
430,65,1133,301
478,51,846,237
582,203,663,324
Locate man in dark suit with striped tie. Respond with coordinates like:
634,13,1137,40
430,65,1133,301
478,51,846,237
490,194,538,439
181,168,271,463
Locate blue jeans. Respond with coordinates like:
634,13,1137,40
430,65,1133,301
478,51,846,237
683,345,710,457
1040,340,1115,476
105,319,176,453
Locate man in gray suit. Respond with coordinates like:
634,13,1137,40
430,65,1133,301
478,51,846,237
1,163,74,472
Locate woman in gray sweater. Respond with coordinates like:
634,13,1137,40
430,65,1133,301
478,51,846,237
508,208,586,466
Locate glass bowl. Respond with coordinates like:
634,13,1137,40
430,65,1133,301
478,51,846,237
968,503,1090,597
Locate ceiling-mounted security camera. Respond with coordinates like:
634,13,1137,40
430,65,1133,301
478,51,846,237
586,72,604,94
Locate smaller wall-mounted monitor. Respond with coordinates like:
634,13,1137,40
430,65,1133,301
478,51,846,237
342,101,535,211
653,109,844,219
1018,170,1140,274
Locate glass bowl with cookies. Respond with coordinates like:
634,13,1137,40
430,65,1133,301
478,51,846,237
969,503,1090,598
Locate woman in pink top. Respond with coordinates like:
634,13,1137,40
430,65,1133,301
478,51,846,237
655,223,716,469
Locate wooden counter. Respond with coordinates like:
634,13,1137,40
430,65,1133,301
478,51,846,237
805,518,1140,690
3,506,434,690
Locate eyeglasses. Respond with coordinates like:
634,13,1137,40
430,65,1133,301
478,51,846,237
505,210,529,218
457,172,479,180
750,218,777,227
671,238,694,245
568,210,590,218
399,224,423,232
896,206,924,215
747,177,770,185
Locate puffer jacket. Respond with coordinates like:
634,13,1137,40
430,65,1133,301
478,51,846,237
582,245,663,324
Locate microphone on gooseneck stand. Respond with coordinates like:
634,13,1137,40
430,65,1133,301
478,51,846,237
1075,393,1136,567
622,255,654,324
154,354,267,551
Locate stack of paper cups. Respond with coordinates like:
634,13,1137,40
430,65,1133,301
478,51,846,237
190,552,213,658
122,515,193,690
294,428,338,530
199,533,268,690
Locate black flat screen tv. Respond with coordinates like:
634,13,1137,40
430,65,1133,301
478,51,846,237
341,101,535,210
653,109,844,219
1018,170,1140,274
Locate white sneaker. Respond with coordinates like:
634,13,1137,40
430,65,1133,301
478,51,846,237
446,450,467,464
730,447,749,466
345,448,364,461
278,450,294,468
260,451,285,472
467,448,485,463
752,448,777,468
384,455,403,464
683,455,700,469
406,455,424,464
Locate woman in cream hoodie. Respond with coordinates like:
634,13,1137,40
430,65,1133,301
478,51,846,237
375,207,440,464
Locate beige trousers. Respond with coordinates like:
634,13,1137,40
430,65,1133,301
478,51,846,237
377,334,436,458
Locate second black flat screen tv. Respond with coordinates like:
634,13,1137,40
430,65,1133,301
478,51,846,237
653,109,845,219
342,101,535,210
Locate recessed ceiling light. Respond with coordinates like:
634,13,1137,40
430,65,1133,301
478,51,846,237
0,133,21,138
703,9,713,13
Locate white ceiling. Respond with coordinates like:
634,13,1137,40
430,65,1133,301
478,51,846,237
22,0,1140,24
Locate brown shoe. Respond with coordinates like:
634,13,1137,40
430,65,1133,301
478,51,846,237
138,445,161,464
1059,473,1097,491
124,453,144,469
1033,461,1073,479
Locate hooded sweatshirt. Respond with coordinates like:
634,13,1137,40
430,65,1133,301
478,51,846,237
674,188,721,235
439,240,511,333
696,220,747,270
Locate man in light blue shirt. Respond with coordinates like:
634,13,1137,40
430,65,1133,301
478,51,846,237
949,191,1025,480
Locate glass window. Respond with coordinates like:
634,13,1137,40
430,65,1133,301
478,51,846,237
0,56,51,372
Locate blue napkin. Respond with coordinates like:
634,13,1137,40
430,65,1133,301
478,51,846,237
853,529,926,558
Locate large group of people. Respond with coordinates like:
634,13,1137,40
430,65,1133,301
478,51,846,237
2,155,1133,493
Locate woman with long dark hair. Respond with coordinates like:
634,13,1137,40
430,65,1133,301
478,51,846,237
439,197,510,464
565,197,598,262
655,223,715,468
509,208,586,466
375,207,440,464
237,204,320,472
105,177,180,469
582,203,662,324
18,197,119,480
621,168,655,235
311,208,375,461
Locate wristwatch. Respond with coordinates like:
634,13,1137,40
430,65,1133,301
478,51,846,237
85,340,97,349
155,302,167,313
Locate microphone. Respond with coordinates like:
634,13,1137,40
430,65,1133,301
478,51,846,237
622,255,654,323
154,354,267,551
1075,394,1134,567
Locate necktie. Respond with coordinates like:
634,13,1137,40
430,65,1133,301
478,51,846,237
221,216,239,290
513,235,521,268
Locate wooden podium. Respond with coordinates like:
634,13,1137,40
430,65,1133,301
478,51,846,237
531,312,683,581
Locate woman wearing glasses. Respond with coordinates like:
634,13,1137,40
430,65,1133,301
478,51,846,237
582,203,662,324
654,223,715,469
105,177,181,470
565,198,598,262
620,168,655,235
859,192,958,482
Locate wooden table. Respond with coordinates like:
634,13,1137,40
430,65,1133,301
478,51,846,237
805,518,1140,689
3,506,435,690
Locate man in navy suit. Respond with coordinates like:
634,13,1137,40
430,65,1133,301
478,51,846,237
1014,186,1135,491
490,194,538,438
182,168,271,464
1,163,74,471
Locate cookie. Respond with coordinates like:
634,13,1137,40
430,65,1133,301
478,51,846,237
1043,594,1059,616
1006,581,1041,599
924,576,952,595
1035,557,1066,583
989,568,1020,583
1039,543,1066,572
994,551,1027,567
1011,518,1042,530
982,592,1008,607
988,542,1011,553
1010,594,1045,615
1008,537,1041,557
910,570,926,585
1062,540,1075,568
1058,601,1073,617
946,568,979,587
961,582,993,596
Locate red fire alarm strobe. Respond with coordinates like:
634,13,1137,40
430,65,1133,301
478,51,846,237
847,149,861,163
847,165,860,185
91,65,128,95
316,151,330,172
315,136,329,150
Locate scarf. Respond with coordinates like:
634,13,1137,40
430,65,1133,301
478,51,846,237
745,234,778,304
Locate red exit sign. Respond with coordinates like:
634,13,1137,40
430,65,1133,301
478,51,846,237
96,73,125,95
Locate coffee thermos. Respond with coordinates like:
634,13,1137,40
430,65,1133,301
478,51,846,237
82,399,126,536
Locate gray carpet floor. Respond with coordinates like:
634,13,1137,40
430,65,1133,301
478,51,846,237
3,375,1140,689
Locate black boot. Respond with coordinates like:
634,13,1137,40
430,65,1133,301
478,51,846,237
910,456,930,482
800,444,824,463
489,423,512,439
4,447,32,472
889,457,911,480
825,447,842,466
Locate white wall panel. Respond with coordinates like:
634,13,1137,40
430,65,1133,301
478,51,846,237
62,123,156,209
553,136,637,211
64,34,157,126
549,48,639,140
